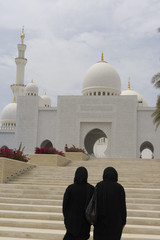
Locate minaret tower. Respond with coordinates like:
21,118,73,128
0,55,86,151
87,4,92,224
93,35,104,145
10,27,27,101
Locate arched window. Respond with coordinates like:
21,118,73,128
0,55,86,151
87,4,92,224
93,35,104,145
40,140,53,148
140,141,154,159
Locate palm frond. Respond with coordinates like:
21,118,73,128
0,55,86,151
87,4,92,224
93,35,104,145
151,72,160,88
152,106,160,130
156,95,160,107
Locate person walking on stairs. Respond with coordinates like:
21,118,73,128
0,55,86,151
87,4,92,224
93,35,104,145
94,167,127,240
63,166,95,240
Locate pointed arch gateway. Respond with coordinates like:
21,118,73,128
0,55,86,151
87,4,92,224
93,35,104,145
84,128,108,157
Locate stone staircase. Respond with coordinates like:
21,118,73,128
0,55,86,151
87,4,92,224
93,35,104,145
0,158,160,239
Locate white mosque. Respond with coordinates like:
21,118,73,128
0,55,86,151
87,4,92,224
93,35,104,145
0,28,160,159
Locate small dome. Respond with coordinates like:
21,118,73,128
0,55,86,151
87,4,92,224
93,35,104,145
0,102,17,125
41,93,51,107
82,55,121,96
25,80,38,96
121,81,148,107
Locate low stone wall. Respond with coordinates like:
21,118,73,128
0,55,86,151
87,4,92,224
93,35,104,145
65,152,89,161
0,158,35,183
29,154,71,166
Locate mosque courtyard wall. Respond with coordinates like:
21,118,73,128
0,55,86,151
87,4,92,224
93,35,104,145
137,107,160,159
0,131,15,149
56,95,138,158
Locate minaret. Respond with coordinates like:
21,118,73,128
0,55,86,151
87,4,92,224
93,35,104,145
10,27,27,101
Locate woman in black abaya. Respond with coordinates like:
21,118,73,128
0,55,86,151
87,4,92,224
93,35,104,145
94,167,127,240
63,167,94,240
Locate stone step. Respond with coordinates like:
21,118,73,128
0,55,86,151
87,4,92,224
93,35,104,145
0,193,62,199
0,226,65,240
122,234,160,239
0,216,160,230
0,183,67,190
0,235,159,240
1,184,160,194
127,209,160,218
0,218,65,230
0,209,160,220
0,202,159,213
0,188,65,194
0,196,159,206
1,192,159,201
127,198,160,204
1,186,159,197
127,217,160,226
0,203,62,213
0,158,159,240
0,210,63,220
124,224,160,235
0,227,160,240
0,197,61,205
10,181,160,188
0,238,43,240
127,203,160,211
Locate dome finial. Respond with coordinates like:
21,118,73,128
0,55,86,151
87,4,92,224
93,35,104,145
98,52,107,63
128,77,131,90
101,52,104,61
21,26,25,43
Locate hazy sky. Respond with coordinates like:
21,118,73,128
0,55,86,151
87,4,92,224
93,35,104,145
0,0,160,112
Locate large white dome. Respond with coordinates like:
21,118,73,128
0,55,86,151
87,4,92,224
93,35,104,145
0,102,17,126
82,57,121,96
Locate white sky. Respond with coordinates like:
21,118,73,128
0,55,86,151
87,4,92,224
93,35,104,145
0,0,160,111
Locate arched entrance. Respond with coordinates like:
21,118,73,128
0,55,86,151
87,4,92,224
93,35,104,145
40,140,53,148
140,141,154,159
84,128,107,157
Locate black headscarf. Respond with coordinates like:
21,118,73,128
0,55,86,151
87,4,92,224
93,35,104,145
103,167,118,182
74,167,88,184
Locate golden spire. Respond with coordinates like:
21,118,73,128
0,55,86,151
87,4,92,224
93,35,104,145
21,26,25,43
101,52,104,61
13,96,16,103
98,52,107,63
128,77,131,90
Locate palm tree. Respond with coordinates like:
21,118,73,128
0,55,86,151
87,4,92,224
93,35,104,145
151,73,160,129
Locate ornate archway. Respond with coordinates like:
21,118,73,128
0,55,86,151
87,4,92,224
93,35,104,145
140,141,154,159
84,128,107,156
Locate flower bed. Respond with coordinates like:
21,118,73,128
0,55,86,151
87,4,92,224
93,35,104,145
0,147,29,162
65,144,85,154
35,147,65,157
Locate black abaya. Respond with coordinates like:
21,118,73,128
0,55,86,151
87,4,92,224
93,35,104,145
94,167,127,240
63,167,94,240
